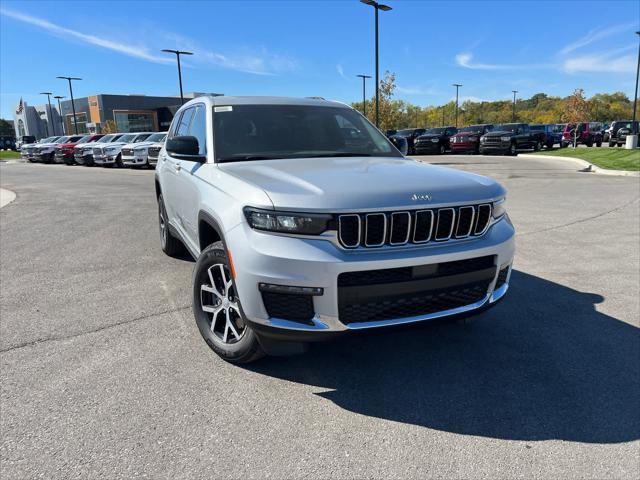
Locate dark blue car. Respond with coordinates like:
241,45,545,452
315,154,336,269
530,124,564,149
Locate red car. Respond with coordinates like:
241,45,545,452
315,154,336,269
561,122,603,147
54,134,104,165
450,124,494,154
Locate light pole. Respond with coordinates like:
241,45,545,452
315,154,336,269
441,106,445,127
453,83,462,127
39,92,55,136
161,49,193,105
356,74,372,116
631,31,639,141
57,76,82,134
512,90,518,122
54,96,65,134
360,0,392,128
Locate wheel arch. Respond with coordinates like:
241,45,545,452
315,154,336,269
198,210,225,252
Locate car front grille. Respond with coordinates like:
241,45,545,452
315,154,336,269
338,204,491,249
483,137,502,144
261,291,315,325
93,148,103,156
337,255,496,324
148,146,161,158
122,148,134,156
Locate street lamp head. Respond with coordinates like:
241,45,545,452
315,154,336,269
453,83,463,87
39,92,53,95
162,49,193,56
357,74,372,79
54,95,65,99
360,0,392,10
56,76,82,81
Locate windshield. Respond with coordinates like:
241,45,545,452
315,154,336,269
213,105,400,162
493,124,519,133
425,128,446,135
77,135,92,143
54,136,70,143
396,129,417,137
458,126,483,133
147,133,166,142
97,135,114,143
118,134,135,143
134,133,151,142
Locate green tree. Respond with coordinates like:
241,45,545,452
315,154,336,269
0,119,14,137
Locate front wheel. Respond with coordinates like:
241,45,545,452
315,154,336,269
193,242,264,364
439,144,446,155
115,154,124,168
534,141,542,151
508,142,517,156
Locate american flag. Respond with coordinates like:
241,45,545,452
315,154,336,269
15,97,24,115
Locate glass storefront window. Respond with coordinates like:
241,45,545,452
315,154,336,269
64,113,88,134
114,111,156,132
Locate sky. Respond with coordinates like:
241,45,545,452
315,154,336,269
1,0,638,119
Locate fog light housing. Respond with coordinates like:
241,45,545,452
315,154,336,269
258,283,324,296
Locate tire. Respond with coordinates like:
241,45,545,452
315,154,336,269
508,142,517,156
439,144,446,155
158,194,184,257
596,140,602,147
546,139,554,149
609,141,615,148
193,241,264,364
534,141,542,151
115,154,124,168
586,138,593,147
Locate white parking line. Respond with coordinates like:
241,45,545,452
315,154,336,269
0,188,16,208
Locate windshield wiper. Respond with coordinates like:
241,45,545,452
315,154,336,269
299,153,372,158
218,155,285,162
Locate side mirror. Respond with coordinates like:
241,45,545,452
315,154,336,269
166,136,206,162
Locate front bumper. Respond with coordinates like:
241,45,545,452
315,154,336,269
451,141,478,152
227,216,515,337
54,152,73,164
93,153,118,165
480,143,510,153
122,153,148,166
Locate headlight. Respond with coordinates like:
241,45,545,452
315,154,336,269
105,146,117,152
492,198,507,219
480,136,486,143
500,136,511,142
244,207,332,235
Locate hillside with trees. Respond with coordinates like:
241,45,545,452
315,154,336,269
352,72,635,131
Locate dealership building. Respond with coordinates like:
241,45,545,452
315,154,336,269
13,92,217,139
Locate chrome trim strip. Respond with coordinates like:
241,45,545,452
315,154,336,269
267,315,331,331
389,211,411,245
413,210,434,243
455,206,475,238
346,292,492,330
338,214,361,248
364,213,387,247
435,208,456,241
474,204,492,235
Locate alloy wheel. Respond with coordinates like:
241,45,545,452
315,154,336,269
200,264,246,344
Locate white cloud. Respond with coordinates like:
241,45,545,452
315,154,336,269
559,23,636,55
455,52,518,70
1,7,297,76
563,54,635,74
336,64,348,80
396,85,437,96
0,7,170,64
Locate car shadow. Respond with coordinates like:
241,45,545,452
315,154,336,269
247,270,640,443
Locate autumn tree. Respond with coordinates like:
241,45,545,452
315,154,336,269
102,120,117,134
562,89,590,147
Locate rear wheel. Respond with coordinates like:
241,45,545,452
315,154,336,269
158,194,184,257
193,242,264,364
608,141,615,148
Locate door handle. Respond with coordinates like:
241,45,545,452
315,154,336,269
175,162,182,172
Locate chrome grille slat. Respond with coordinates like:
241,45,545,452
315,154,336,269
389,212,411,245
455,206,475,238
337,204,493,249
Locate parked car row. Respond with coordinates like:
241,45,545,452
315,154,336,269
20,132,167,168
387,120,636,155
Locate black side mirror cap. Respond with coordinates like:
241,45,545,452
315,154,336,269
166,136,206,162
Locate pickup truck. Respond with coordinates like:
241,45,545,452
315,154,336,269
530,124,563,149
479,123,541,155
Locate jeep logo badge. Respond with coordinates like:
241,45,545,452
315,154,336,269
411,193,432,202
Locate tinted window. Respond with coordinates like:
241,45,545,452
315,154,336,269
189,105,207,155
213,104,400,162
134,133,151,142
176,108,194,137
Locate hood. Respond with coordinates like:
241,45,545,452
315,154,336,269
219,157,504,212
453,131,481,138
416,134,443,140
484,130,514,137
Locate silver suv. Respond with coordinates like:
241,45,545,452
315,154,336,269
156,96,515,363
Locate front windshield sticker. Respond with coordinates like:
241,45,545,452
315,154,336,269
215,106,233,112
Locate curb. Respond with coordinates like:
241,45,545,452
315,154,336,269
0,188,16,208
518,154,640,177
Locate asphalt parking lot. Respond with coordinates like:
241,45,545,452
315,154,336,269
1,155,639,479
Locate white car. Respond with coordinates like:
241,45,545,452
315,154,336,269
122,132,167,167
93,132,152,167
21,136,60,162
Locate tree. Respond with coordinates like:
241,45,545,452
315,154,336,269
562,89,590,148
0,118,14,137
102,120,117,134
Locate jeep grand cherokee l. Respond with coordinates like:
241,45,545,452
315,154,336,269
156,96,515,363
